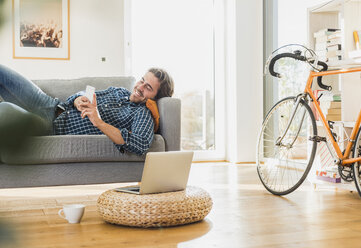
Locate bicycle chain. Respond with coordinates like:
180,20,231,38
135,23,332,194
338,150,354,182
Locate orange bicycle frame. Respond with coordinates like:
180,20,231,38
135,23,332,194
305,67,361,166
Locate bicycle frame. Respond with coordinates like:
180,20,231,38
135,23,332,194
275,94,308,148
305,67,361,166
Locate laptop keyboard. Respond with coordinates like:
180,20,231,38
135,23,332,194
115,186,140,192
126,187,140,192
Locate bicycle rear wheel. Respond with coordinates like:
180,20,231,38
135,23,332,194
256,96,317,195
352,127,361,197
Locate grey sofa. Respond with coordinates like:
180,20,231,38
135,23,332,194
0,77,181,188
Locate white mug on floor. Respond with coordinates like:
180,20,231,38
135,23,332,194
58,204,85,224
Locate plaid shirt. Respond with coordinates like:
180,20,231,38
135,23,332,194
53,87,154,156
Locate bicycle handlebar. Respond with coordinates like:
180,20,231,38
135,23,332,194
268,52,331,91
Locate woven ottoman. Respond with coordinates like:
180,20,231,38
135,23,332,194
97,186,212,228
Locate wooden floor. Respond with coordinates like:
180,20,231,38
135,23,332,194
1,163,361,248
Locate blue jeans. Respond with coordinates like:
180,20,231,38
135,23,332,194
0,64,59,134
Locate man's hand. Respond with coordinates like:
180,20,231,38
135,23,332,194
79,94,125,145
74,96,90,111
80,94,103,127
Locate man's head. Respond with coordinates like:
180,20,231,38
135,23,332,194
129,68,174,103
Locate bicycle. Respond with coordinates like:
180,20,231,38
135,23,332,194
257,45,361,196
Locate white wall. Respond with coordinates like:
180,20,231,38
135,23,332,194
225,0,263,163
0,0,125,80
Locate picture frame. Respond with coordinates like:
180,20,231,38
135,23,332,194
12,0,70,60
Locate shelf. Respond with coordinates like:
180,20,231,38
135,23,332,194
342,121,358,127
316,120,356,128
308,0,361,192
327,59,361,68
308,175,356,192
310,0,344,13
310,0,361,13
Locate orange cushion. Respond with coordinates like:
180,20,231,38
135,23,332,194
146,99,160,132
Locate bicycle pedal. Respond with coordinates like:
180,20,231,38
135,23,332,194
309,136,327,142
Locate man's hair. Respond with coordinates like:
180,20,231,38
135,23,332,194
148,68,174,100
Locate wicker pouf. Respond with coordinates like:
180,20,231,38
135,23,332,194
97,186,212,228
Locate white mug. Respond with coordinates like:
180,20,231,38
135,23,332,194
58,204,85,224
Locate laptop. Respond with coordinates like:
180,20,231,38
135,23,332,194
114,151,194,195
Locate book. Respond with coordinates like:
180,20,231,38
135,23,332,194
327,50,343,57
333,94,341,101
329,101,341,108
317,175,341,183
353,30,361,50
328,55,342,62
354,30,360,50
316,169,340,179
316,36,329,43
320,97,342,121
328,31,342,40
314,28,340,38
313,29,344,63
327,44,342,51
327,108,341,115
326,114,341,121
328,38,341,46
316,164,341,184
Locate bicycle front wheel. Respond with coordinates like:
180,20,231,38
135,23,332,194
256,96,317,195
352,127,361,197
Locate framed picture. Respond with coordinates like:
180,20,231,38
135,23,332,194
12,0,70,60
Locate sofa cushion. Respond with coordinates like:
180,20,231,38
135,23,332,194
0,134,165,165
33,77,136,102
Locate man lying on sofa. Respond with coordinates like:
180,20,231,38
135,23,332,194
0,65,174,155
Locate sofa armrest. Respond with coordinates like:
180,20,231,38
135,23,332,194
157,97,181,151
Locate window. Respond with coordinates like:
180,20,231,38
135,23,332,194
264,0,328,108
126,0,225,160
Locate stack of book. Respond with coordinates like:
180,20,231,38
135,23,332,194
314,28,342,62
318,91,342,121
325,101,341,121
316,167,341,183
